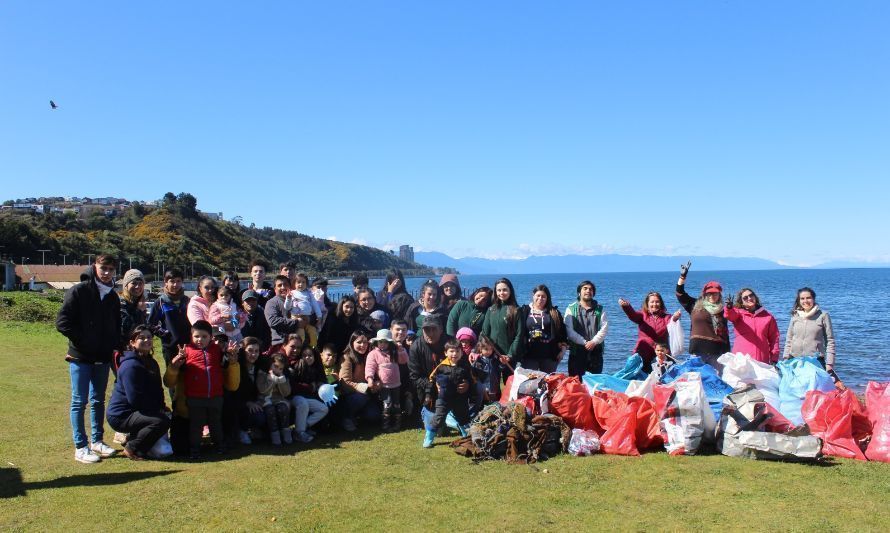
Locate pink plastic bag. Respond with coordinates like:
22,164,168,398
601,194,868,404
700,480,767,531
865,382,890,462
801,389,870,460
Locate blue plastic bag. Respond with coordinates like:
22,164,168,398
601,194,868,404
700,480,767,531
582,373,631,394
660,355,734,422
613,354,648,381
776,357,836,425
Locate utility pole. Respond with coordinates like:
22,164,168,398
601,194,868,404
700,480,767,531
21,256,29,266
128,257,134,270
155,259,162,281
37,249,50,266
61,253,68,265
85,253,95,265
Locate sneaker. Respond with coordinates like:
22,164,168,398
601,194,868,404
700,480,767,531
305,429,317,438
238,431,252,445
296,431,314,443
282,430,293,445
90,441,117,458
74,446,101,464
270,431,282,446
113,432,129,445
341,418,357,432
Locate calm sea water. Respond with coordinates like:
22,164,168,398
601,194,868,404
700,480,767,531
352,269,889,392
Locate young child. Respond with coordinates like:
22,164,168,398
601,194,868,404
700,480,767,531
284,272,323,348
257,353,292,445
176,320,239,459
423,339,473,448
405,330,417,349
365,329,407,432
320,343,341,386
209,286,246,343
470,335,502,404
652,341,675,377
289,346,330,443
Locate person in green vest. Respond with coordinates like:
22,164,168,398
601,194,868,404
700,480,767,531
564,280,608,376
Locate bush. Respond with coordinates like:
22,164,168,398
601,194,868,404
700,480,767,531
0,291,62,323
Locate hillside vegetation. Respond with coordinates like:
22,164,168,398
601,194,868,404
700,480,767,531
0,193,427,277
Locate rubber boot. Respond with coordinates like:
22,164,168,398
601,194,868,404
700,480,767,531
445,411,460,432
392,413,402,433
422,429,436,448
381,412,392,433
459,425,469,437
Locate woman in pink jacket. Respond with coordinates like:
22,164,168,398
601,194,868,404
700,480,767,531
724,288,780,364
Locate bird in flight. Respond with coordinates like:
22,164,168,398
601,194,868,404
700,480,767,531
50,100,59,110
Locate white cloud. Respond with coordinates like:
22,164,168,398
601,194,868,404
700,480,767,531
349,237,368,246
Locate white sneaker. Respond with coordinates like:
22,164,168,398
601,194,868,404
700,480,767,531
75,446,101,464
90,441,117,458
238,431,252,445
113,432,129,445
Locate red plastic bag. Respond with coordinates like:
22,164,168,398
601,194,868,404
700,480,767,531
865,382,890,462
801,389,870,460
548,375,597,431
500,375,514,404
600,403,640,456
758,402,797,434
590,390,663,454
515,395,536,415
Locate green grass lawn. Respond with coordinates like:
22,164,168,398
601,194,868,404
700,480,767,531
1,321,888,531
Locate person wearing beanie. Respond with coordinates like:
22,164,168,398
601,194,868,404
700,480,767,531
439,274,464,313
119,269,148,353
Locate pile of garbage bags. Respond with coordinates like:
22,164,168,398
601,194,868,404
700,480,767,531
452,355,890,464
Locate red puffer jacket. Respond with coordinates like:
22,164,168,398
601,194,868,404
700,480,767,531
184,343,225,398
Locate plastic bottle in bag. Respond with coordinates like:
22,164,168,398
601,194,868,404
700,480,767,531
568,428,602,456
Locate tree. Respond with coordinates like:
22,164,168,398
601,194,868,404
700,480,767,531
176,193,197,214
162,192,177,207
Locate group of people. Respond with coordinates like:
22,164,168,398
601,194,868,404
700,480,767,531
56,256,837,463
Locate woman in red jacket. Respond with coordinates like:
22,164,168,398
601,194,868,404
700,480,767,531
618,292,681,373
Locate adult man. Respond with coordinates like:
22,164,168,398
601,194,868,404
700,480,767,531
264,275,301,354
245,259,273,308
279,261,297,286
352,273,369,295
407,316,453,416
56,254,121,463
147,268,191,366
564,280,608,376
240,290,271,352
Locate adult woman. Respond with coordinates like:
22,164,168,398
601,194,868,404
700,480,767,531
106,326,170,460
356,288,390,329
231,336,270,445
119,269,147,350
675,262,729,369
406,279,447,332
783,287,836,370
319,296,359,355
439,274,464,313
376,269,412,311
519,285,567,373
187,275,217,325
223,271,242,308
618,291,681,372
338,331,381,431
724,288,780,364
447,286,492,336
481,278,525,367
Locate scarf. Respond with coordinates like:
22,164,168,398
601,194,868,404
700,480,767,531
797,305,820,319
696,299,726,337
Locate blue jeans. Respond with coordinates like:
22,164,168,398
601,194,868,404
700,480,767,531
69,361,110,448
342,392,382,424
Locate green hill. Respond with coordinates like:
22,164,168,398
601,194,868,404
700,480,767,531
0,193,429,278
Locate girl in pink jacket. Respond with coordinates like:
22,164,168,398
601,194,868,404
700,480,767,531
365,329,408,432
724,288,780,364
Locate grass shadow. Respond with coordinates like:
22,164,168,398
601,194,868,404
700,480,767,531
0,467,182,498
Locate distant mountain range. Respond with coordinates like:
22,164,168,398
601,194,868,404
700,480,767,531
414,252,890,275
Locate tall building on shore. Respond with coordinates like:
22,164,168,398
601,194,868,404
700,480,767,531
399,245,414,263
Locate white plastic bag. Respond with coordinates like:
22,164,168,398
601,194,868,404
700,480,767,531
718,352,781,410
660,372,715,455
667,317,684,356
626,370,658,401
147,434,173,459
568,428,601,456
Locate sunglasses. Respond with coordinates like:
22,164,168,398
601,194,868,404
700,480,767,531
741,294,756,301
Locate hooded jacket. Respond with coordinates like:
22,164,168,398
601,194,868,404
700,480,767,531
725,305,780,364
56,265,121,364
182,343,227,398
106,350,166,425
148,291,191,350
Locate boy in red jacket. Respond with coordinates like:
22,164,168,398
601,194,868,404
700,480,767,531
175,319,238,459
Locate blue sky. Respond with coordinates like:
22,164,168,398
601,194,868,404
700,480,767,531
1,1,888,266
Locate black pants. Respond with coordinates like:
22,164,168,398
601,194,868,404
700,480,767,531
568,346,603,377
186,397,224,453
432,392,469,431
522,358,559,373
110,411,170,455
263,401,290,433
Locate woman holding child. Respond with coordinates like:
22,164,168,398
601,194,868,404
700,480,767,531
187,275,217,325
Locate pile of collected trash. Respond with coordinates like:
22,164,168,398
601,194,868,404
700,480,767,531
452,353,890,464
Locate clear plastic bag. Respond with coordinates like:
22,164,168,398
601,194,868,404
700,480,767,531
568,428,601,456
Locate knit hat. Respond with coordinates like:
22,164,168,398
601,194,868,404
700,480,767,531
455,327,477,343
439,273,459,288
122,269,144,287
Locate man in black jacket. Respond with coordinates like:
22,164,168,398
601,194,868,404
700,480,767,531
240,290,271,352
56,254,121,463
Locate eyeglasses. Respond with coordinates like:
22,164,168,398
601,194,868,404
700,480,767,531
741,294,756,301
